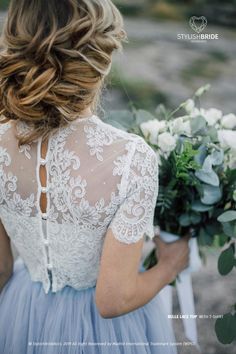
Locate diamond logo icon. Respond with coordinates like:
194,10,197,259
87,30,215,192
189,16,207,34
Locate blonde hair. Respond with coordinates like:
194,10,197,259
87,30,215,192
0,0,127,147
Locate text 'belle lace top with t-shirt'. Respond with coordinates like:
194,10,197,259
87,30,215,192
0,115,159,294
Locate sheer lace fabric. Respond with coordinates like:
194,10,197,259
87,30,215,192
0,115,159,293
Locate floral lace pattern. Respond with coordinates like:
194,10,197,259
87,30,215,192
0,116,159,293
84,120,124,162
108,137,159,243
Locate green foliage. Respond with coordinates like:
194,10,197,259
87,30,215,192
104,110,135,131
217,244,235,275
135,110,157,125
216,207,236,344
195,149,224,187
190,116,207,135
218,210,236,223
222,221,236,238
191,201,213,212
215,313,236,345
142,248,157,269
174,141,200,184
0,0,9,10
156,186,177,215
179,212,201,227
105,85,236,345
201,184,222,205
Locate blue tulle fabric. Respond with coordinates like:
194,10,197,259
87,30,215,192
0,258,177,354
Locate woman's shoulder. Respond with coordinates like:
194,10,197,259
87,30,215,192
94,115,159,175
93,114,153,149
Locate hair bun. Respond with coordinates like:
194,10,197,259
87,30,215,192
0,0,127,147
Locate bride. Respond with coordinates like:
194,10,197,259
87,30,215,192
0,1,190,353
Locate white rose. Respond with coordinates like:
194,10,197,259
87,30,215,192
218,130,236,150
140,120,166,145
171,117,191,136
158,132,177,154
200,108,222,126
184,99,195,114
221,113,236,129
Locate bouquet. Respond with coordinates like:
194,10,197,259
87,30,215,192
104,85,236,345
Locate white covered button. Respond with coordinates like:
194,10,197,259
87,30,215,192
40,158,47,166
41,186,49,193
47,263,53,270
41,212,48,219
43,239,49,246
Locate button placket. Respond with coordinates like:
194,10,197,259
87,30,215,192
43,239,50,246
37,136,54,277
47,263,53,271
41,186,49,193
40,157,48,166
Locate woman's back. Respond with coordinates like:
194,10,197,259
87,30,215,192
0,114,158,293
0,1,189,352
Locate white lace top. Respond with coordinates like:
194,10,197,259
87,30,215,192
0,115,159,293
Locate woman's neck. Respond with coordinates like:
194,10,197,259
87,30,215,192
80,107,93,118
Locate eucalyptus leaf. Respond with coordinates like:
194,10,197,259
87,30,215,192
175,138,184,155
210,149,224,166
194,144,207,166
205,221,221,237
222,222,236,238
207,126,218,141
234,190,236,202
218,211,236,223
215,313,236,344
179,213,191,227
136,110,156,125
218,245,235,275
195,154,220,186
201,184,222,205
191,116,206,135
195,169,219,186
191,201,213,212
105,119,128,131
202,136,212,144
190,212,201,225
105,110,135,130
198,227,213,246
155,104,168,120
216,234,229,248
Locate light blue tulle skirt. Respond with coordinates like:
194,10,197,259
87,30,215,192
0,258,177,354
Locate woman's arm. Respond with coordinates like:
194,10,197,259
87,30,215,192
95,229,190,318
0,220,13,293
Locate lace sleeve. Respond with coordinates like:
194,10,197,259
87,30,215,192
108,137,159,244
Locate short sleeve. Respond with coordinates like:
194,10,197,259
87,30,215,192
108,137,159,244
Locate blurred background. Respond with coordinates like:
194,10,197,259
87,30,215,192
105,0,236,115
0,0,235,353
